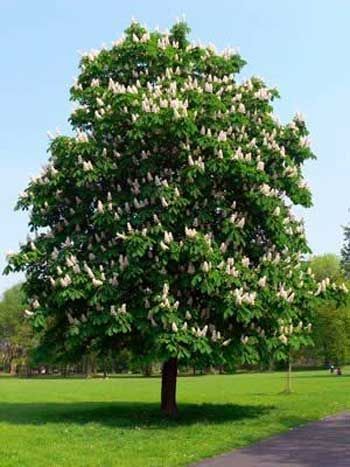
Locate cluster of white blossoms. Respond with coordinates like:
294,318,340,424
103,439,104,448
110,303,127,316
232,288,257,306
277,284,295,303
277,319,312,345
218,257,239,278
229,212,246,229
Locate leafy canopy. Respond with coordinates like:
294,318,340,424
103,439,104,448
5,21,347,366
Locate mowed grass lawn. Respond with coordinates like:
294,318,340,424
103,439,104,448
0,370,349,466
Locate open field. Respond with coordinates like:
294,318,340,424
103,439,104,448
0,370,349,466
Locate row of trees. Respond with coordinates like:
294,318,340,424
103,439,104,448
2,254,350,375
0,289,142,376
0,285,33,374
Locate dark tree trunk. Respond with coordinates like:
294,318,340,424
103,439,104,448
142,362,153,377
161,358,178,417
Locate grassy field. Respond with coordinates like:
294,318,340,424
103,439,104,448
0,370,349,466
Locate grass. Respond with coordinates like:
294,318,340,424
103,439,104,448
0,369,349,466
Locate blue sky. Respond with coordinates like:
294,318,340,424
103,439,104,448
1,0,350,294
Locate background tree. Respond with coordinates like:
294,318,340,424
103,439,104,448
341,219,350,279
307,254,350,367
311,254,344,283
0,284,34,374
5,21,346,416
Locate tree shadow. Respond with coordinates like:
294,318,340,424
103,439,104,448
0,401,273,429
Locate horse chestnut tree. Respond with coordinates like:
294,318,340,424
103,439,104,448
6,21,346,416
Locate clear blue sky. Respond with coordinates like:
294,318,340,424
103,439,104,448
1,0,350,294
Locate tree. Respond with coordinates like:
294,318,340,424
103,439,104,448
5,21,347,416
312,303,350,366
0,284,34,374
310,254,343,283
341,221,350,278
308,254,350,367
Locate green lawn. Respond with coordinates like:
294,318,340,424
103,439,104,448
0,370,349,466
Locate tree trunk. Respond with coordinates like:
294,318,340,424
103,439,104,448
285,356,292,393
142,362,153,377
10,361,17,376
161,358,178,417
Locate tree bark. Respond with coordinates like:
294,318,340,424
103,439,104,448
285,355,292,393
10,361,17,376
161,358,178,416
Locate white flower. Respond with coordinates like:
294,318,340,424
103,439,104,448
160,241,169,251
97,200,104,213
237,217,245,229
257,161,265,171
185,311,192,320
273,206,281,216
24,309,34,317
83,263,95,279
238,103,245,113
60,275,72,287
6,250,15,259
222,339,231,346
172,322,178,333
82,160,93,171
218,130,227,142
118,304,127,314
254,88,269,100
92,278,103,287
162,283,169,299
76,129,89,143
258,276,267,288
96,97,104,107
164,231,173,244
300,136,310,148
185,227,197,238
287,292,295,303
293,111,303,122
204,82,213,93
140,32,150,43
279,334,288,344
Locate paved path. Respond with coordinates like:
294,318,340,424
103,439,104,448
196,413,350,466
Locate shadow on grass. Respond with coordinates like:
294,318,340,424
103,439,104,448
0,401,273,428
0,374,210,381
